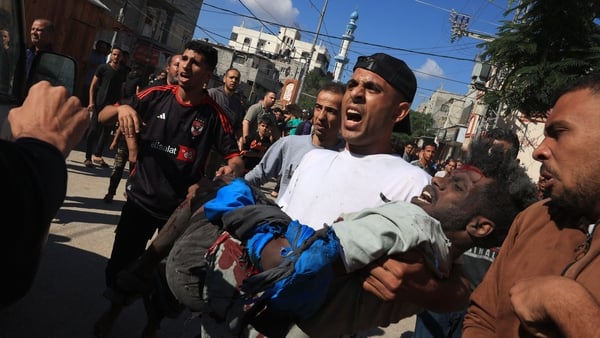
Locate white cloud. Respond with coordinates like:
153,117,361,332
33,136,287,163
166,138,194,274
241,0,300,26
415,59,444,79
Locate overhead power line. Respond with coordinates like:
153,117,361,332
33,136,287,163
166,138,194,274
201,2,487,64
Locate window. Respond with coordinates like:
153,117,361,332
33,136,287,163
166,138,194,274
258,39,266,50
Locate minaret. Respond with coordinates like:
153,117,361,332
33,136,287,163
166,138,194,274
333,10,358,82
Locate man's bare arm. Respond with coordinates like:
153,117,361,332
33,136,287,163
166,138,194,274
362,251,470,312
88,75,99,109
98,105,119,126
241,119,250,148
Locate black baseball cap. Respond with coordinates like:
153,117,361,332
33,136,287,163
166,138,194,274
353,53,417,103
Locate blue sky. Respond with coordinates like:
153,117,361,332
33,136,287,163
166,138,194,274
193,0,513,106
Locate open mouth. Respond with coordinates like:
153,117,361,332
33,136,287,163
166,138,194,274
346,108,362,122
417,190,433,204
413,186,434,205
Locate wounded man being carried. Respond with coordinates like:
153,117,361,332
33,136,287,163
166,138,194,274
116,140,538,337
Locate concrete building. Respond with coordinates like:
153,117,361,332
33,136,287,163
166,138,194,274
100,0,203,72
422,89,467,130
228,23,332,84
210,44,282,104
417,89,472,160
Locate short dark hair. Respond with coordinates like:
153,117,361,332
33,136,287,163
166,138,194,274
258,115,273,127
422,140,437,150
317,82,346,96
184,40,218,70
466,140,538,247
225,67,240,76
552,72,600,105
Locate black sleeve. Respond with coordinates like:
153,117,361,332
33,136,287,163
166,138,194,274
0,138,67,307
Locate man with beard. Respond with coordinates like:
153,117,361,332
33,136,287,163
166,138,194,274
94,40,244,338
463,73,600,337
414,127,521,338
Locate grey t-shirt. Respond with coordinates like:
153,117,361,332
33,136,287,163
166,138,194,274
207,86,245,134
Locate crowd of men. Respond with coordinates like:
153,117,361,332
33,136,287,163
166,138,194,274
3,16,599,338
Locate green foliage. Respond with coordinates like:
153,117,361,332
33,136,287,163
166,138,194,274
298,69,331,111
391,110,435,154
407,110,436,138
481,0,600,118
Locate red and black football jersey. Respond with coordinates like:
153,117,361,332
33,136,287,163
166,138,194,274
121,85,240,219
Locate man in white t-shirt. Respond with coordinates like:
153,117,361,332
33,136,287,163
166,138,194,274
187,52,433,336
277,53,472,336
278,53,430,226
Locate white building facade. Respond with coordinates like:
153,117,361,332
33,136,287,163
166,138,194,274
228,24,331,81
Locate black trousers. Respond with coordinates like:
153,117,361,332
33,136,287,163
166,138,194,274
105,200,166,289
85,107,110,160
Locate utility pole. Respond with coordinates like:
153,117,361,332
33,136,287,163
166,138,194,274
295,0,328,103
449,10,494,43
451,3,524,135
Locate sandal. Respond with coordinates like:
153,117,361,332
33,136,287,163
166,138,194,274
84,159,94,168
93,158,110,168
